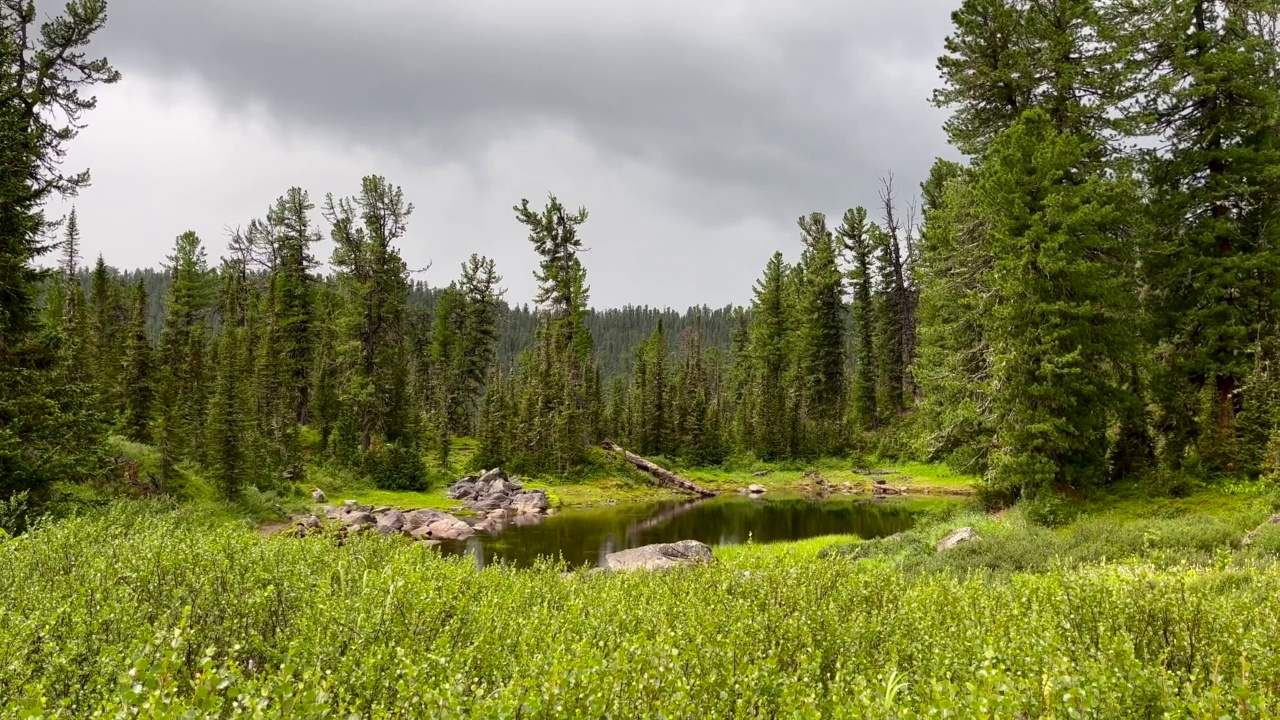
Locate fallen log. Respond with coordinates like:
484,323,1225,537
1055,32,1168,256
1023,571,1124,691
602,442,716,498
872,484,906,496
855,469,899,477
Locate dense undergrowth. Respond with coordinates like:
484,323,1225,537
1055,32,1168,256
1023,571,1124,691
5,501,1280,717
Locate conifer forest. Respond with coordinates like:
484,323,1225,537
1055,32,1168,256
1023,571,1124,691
7,0,1280,717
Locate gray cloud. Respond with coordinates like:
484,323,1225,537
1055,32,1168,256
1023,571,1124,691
65,0,960,308
97,0,957,223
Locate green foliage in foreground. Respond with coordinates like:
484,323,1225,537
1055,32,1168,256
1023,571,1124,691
6,506,1280,717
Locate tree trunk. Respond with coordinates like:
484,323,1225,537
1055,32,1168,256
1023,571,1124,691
602,441,716,497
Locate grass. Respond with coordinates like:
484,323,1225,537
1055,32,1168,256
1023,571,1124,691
9,500,1280,716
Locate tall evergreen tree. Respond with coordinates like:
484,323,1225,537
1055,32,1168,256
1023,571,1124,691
1119,0,1280,468
155,231,212,485
745,252,793,459
325,176,419,477
118,278,153,443
795,212,847,454
981,110,1138,498
266,188,319,426
510,195,596,472
838,207,879,431
207,257,251,498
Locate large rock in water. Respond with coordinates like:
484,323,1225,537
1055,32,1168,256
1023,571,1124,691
605,540,714,572
404,509,448,532
512,490,550,515
426,516,475,541
936,527,980,552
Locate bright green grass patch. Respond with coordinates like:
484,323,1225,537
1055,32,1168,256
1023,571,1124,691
8,503,1280,717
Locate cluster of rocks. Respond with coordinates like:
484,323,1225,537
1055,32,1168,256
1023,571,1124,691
737,484,769,496
296,500,476,544
447,468,551,516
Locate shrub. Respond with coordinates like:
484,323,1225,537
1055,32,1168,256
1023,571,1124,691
8,504,1280,716
367,443,427,491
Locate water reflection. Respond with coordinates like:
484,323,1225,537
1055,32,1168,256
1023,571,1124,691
438,494,930,569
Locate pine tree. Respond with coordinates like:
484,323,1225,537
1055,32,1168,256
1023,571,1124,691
266,188,319,426
510,195,596,472
796,212,847,454
838,207,879,431
1120,0,1280,468
324,176,420,483
912,160,995,470
981,110,1138,498
456,254,503,431
207,258,251,498
745,252,793,459
118,278,154,443
155,231,212,485
89,254,124,417
934,0,1118,156
473,368,511,470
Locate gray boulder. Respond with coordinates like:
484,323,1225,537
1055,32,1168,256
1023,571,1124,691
466,496,509,512
311,489,327,502
295,514,321,529
936,527,980,552
477,467,507,485
404,509,448,531
512,490,550,515
447,481,477,500
377,510,405,532
605,540,715,572
747,484,768,495
341,511,377,527
342,500,358,510
426,516,475,541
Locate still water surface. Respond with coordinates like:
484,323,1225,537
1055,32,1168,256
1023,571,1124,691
438,494,933,569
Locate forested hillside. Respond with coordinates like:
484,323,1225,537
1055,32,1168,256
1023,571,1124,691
6,0,1280,513
60,270,737,380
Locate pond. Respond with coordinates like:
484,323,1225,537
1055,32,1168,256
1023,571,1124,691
437,494,937,569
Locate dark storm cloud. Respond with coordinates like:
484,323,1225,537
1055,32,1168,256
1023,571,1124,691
96,0,959,223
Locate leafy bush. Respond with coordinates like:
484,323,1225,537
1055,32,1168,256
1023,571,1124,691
0,491,33,537
367,443,427,491
7,504,1280,717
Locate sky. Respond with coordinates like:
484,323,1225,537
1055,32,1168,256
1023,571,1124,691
50,0,959,309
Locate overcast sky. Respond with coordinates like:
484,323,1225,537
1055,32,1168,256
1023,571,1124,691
51,0,959,309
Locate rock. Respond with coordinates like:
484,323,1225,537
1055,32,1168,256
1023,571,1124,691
466,497,508,512
1243,514,1280,547
409,525,435,540
311,489,327,502
475,516,504,534
747,484,768,495
605,540,715,572
419,539,442,548
936,527,980,552
377,510,406,532
486,510,507,520
295,514,321,529
342,500,358,510
341,511,377,527
512,490,550,515
426,516,475,541
447,481,477,500
373,506,392,515
477,467,507,485
322,506,341,519
511,513,544,527
404,509,448,531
